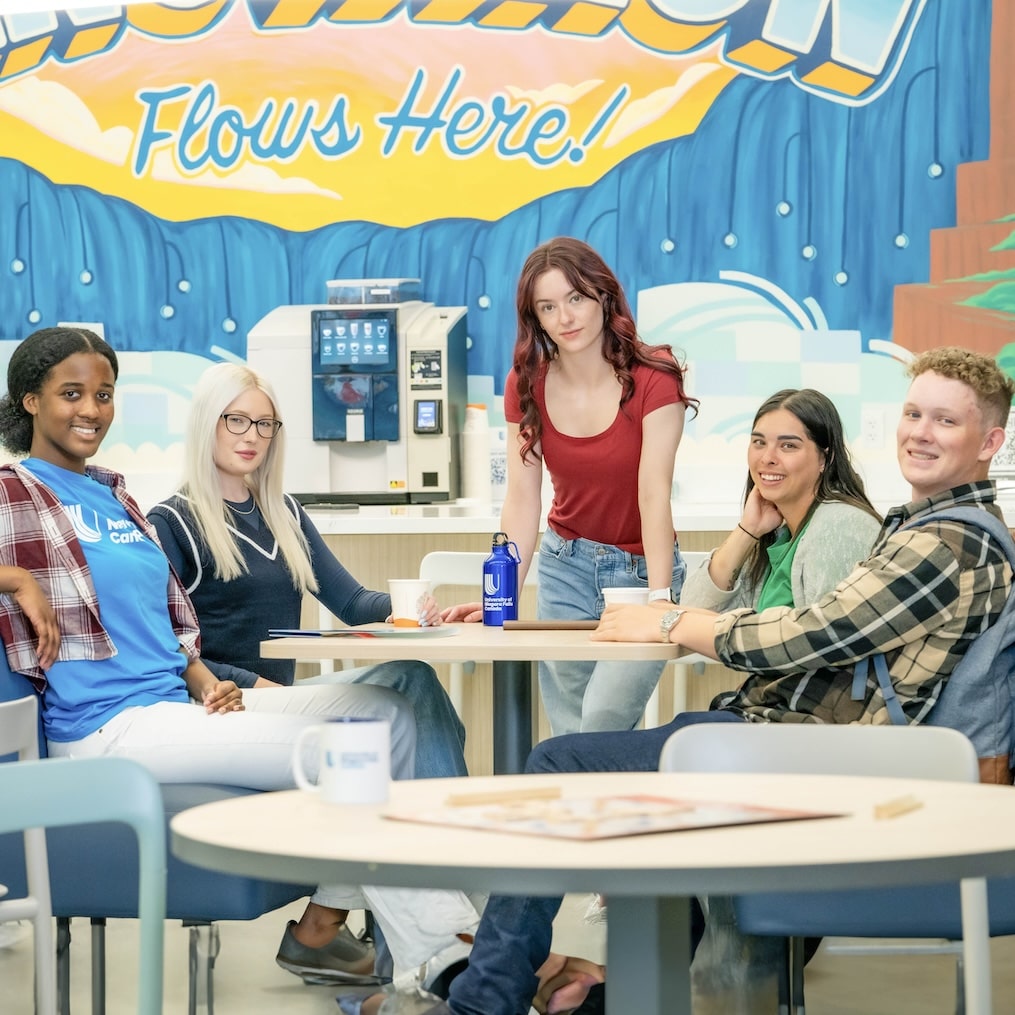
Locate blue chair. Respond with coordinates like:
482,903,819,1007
0,754,166,1015
0,695,57,1015
0,658,314,1015
660,723,1014,1015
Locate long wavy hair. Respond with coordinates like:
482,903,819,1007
741,388,881,589
178,362,317,593
512,237,698,460
0,327,119,456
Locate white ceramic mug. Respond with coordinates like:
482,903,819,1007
388,578,431,627
292,718,390,805
601,587,651,606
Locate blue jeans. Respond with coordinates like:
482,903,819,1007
537,528,686,734
305,660,468,778
445,710,745,1015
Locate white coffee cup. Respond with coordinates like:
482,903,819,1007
388,578,431,627
292,718,390,805
601,586,651,606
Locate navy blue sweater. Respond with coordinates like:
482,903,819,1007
148,493,389,686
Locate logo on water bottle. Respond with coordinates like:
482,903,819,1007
484,572,500,596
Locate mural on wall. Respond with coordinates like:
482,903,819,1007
0,0,1011,503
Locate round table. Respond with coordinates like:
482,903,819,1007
172,770,1015,1014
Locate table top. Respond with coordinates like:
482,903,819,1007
171,771,1015,898
261,623,688,662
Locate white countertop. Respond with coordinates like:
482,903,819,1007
304,501,748,535
306,502,508,535
307,489,1015,536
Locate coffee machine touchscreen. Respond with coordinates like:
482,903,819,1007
316,312,393,367
311,309,399,442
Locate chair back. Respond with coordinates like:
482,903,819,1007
419,551,488,590
0,694,40,761
0,695,56,1015
419,550,540,590
660,722,1015,944
660,721,979,783
0,756,166,1015
678,550,711,585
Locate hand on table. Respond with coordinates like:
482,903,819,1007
590,601,672,643
419,592,442,627
386,592,443,627
533,953,606,1014
441,600,483,624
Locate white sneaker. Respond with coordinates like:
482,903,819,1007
582,894,608,925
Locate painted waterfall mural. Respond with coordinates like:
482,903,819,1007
0,0,1011,506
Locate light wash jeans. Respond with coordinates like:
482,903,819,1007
536,527,686,735
305,660,468,778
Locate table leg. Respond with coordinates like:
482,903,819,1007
606,896,692,1015
491,660,533,774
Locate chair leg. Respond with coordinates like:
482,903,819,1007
788,935,806,1015
449,662,466,718
56,918,71,1015
188,922,221,1015
776,937,791,1015
955,954,966,1015
89,918,106,1015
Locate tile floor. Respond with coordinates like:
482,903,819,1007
3,896,1015,1014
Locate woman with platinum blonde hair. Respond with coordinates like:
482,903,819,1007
149,361,474,985
149,362,466,770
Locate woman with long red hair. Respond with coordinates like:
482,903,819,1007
451,237,697,734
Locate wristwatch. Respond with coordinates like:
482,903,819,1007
659,608,686,643
647,588,673,603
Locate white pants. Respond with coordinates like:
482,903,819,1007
49,685,478,973
48,683,416,784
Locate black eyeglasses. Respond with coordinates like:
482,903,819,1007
219,413,283,439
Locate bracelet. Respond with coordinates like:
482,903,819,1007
737,522,761,541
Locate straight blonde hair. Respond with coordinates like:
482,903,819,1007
179,362,318,593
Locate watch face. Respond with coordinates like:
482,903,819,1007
660,609,684,641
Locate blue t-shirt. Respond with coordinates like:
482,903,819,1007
22,459,189,742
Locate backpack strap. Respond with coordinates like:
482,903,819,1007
851,505,1015,724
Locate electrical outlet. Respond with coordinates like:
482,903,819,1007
861,408,885,449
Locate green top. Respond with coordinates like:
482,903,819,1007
755,519,812,611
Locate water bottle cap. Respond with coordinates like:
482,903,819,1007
492,531,510,546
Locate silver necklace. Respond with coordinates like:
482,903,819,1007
226,497,257,516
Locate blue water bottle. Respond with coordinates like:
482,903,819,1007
482,532,520,626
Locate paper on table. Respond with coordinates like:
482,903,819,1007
268,625,460,639
385,793,841,841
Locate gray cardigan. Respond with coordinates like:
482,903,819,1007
681,500,882,611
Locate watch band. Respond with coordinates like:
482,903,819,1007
659,608,686,643
647,588,673,603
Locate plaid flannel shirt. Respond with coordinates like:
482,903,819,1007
0,462,200,689
716,482,1012,725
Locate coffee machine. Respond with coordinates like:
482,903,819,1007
247,282,467,503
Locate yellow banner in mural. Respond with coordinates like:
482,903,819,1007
0,0,920,229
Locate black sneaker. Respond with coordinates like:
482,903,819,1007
276,920,382,985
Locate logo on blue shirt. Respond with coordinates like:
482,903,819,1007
64,503,103,543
